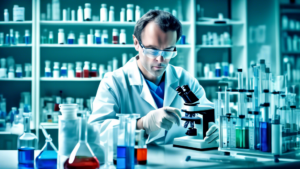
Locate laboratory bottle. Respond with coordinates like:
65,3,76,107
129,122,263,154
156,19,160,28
172,9,177,17
83,61,90,78
53,62,60,78
87,29,94,45
67,31,75,44
15,31,20,45
41,29,48,44
68,63,75,78
102,30,108,44
100,4,107,22
4,9,9,21
78,33,85,45
8,107,17,125
109,6,115,22
36,126,58,169
24,30,30,44
16,64,22,78
135,6,141,22
112,57,118,71
5,34,9,45
119,29,126,44
63,9,67,21
77,6,83,22
127,4,134,22
58,29,65,44
18,112,37,168
0,33,4,45
49,31,54,44
10,29,14,45
98,64,105,79
120,8,125,22
135,130,147,165
61,63,67,78
52,0,60,21
90,63,98,77
71,10,75,21
112,29,119,44
24,63,31,77
45,60,51,77
8,66,15,78
94,29,101,44
10,113,24,135
84,3,91,21
63,112,100,169
76,62,83,78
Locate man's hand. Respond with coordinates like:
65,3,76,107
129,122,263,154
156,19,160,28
204,123,219,144
139,107,181,134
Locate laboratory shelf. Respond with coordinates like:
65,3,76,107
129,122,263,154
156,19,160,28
40,123,58,129
0,21,32,25
0,44,32,47
281,29,300,33
40,77,102,81
0,78,32,81
39,44,191,48
196,21,244,26
281,51,300,55
197,77,237,81
39,21,191,26
196,45,243,49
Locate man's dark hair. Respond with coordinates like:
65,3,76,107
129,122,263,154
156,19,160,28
133,10,182,43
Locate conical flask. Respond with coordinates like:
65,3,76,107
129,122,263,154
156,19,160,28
36,126,58,169
18,112,37,168
64,112,100,169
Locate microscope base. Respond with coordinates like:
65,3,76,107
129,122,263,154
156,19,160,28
173,136,218,150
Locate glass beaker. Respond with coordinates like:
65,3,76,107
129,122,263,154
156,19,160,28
102,125,116,169
64,112,100,169
116,114,140,169
36,126,58,169
18,112,37,167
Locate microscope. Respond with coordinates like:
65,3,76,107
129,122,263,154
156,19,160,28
173,85,219,150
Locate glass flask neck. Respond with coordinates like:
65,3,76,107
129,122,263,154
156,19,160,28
79,115,87,142
23,116,30,133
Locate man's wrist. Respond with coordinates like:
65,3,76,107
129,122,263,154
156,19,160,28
136,117,144,130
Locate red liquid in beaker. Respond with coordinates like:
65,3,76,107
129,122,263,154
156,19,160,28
64,156,100,169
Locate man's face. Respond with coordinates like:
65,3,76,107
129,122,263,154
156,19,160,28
133,21,177,78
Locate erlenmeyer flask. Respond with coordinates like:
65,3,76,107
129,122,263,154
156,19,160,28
36,126,58,169
64,112,100,169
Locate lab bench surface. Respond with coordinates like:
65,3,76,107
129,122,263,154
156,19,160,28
1,144,300,169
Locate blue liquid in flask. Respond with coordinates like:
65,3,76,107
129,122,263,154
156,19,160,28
117,146,134,169
18,147,34,167
36,150,57,169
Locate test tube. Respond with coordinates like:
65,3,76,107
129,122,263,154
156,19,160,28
253,66,260,111
237,68,243,90
253,111,260,150
259,59,266,96
248,111,255,150
224,87,230,115
217,87,222,117
264,68,270,90
260,103,271,152
272,108,282,156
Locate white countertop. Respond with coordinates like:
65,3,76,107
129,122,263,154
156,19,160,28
1,145,300,169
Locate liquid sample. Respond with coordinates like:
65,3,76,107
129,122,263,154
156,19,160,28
113,36,118,44
117,146,134,169
136,148,147,165
236,127,249,148
90,71,98,77
76,72,82,78
64,156,99,169
83,70,89,78
260,122,271,152
45,72,51,77
18,147,34,167
36,150,57,169
95,37,101,44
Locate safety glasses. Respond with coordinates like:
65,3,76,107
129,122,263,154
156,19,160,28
139,41,177,59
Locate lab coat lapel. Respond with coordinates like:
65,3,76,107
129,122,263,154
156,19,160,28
163,65,179,107
127,56,158,109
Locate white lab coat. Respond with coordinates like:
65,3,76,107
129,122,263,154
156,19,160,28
88,56,214,144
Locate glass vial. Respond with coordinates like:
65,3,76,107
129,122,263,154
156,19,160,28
84,3,91,21
75,62,82,78
102,30,108,44
77,6,83,22
109,6,114,22
15,31,20,44
58,29,64,44
53,62,60,78
100,4,107,22
90,63,98,77
87,29,94,45
127,4,134,22
24,63,31,77
45,60,51,77
95,29,101,44
49,31,54,44
119,29,126,44
24,30,30,44
16,64,22,78
112,29,119,44
83,61,90,78
60,63,67,78
135,6,141,22
68,63,74,78
62,9,67,21
4,9,9,22
78,33,85,45
120,8,125,22
67,31,75,44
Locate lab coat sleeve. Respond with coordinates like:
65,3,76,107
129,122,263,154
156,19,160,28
88,72,120,123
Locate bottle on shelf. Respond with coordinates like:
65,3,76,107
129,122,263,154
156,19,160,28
58,29,64,44
77,6,83,22
16,64,22,78
112,57,118,71
78,33,85,45
62,9,67,21
0,33,4,45
99,64,105,79
0,58,7,78
135,6,141,22
60,63,67,78
127,4,134,22
24,30,30,44
84,3,91,21
8,66,15,78
45,60,51,77
100,4,107,22
75,62,82,78
18,112,37,168
112,29,119,44
87,29,94,45
24,63,31,78
102,30,108,44
109,6,115,22
120,8,125,22
67,31,75,44
4,9,9,22
83,61,90,78
95,29,101,44
68,63,75,78
90,63,98,77
53,62,60,78
120,29,126,44
49,31,54,44
10,29,14,45
52,0,60,21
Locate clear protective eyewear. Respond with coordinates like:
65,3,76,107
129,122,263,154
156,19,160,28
139,41,177,59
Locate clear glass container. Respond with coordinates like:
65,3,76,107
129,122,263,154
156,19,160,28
64,112,100,169
18,113,37,167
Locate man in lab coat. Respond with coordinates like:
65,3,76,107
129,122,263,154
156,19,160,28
89,10,216,144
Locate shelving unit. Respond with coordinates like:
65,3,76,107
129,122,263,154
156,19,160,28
40,77,102,81
0,78,32,81
0,21,32,25
0,44,32,47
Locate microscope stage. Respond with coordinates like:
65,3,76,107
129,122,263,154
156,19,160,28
173,136,218,150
